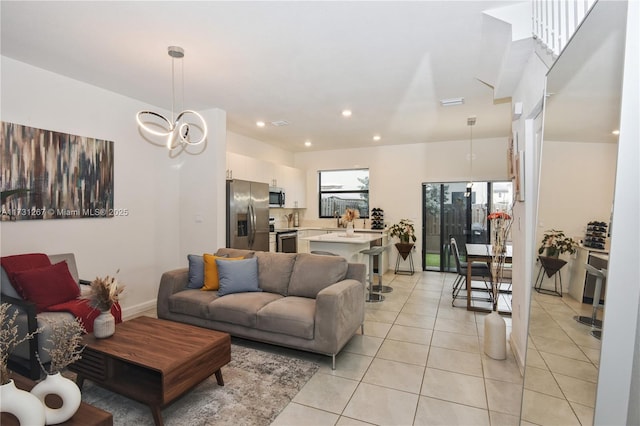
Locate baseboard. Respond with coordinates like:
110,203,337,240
121,299,157,320
509,336,526,376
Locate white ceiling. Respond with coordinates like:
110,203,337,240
1,1,527,152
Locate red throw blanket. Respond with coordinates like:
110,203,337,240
47,299,123,333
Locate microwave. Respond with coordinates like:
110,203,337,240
269,187,285,208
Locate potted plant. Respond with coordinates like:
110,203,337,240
0,303,45,424
83,273,124,338
341,208,360,236
389,219,417,260
538,229,577,258
31,318,85,424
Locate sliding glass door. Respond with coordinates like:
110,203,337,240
422,181,512,271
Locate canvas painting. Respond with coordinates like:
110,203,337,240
1,122,114,220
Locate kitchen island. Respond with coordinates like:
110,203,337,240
302,232,389,272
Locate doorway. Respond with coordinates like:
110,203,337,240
422,181,513,271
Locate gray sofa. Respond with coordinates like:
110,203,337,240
157,248,366,368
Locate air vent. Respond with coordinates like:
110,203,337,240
440,97,464,107
270,120,289,127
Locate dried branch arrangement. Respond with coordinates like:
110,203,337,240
40,318,86,375
0,302,40,384
85,274,124,312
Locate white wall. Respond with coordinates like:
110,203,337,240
227,131,294,167
0,57,226,317
294,137,510,264
537,141,617,243
509,51,547,369
595,1,640,423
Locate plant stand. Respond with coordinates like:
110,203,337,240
394,243,415,275
534,256,567,297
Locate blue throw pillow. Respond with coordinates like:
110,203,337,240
186,254,205,289
217,257,262,297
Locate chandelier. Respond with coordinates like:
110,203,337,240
136,46,208,150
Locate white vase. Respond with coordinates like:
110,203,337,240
0,379,46,425
93,309,115,338
346,222,355,236
483,311,507,360
30,372,81,425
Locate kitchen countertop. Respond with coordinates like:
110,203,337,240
302,232,383,244
274,227,386,233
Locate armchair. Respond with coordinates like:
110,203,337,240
1,253,85,379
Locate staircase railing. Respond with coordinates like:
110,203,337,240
532,0,597,58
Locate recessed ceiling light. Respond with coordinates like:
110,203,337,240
440,97,465,107
256,121,265,127
304,140,312,147
341,109,352,117
612,130,620,135
373,135,381,141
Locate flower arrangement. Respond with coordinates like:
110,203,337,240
85,273,124,312
538,229,577,257
488,211,513,310
341,208,360,223
0,303,40,385
389,219,417,244
39,318,85,375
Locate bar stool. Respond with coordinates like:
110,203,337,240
574,264,606,340
360,246,385,302
371,244,392,294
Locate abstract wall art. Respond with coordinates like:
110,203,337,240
1,122,114,220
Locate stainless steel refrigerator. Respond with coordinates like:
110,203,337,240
226,179,269,251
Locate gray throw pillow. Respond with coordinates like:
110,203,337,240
186,254,205,289
217,257,262,297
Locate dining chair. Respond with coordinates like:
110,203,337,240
450,238,492,307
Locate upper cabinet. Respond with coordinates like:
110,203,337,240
226,152,306,208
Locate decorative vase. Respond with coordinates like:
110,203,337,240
484,311,507,360
346,221,355,236
0,379,46,425
93,309,115,338
31,372,81,425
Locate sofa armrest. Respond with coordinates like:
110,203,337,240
314,279,365,354
156,268,189,318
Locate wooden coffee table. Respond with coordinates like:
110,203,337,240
69,316,231,426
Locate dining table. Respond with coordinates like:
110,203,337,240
465,243,513,314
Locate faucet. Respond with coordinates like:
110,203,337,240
334,211,341,228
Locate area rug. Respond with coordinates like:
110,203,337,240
76,344,319,426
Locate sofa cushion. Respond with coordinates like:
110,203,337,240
1,253,51,299
288,253,348,298
186,254,205,289
217,257,262,297
202,254,243,291
255,252,296,296
214,248,255,259
11,261,80,312
207,292,282,327
256,296,316,340
168,289,220,317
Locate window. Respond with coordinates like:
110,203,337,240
318,169,369,218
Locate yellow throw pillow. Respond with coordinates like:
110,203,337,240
202,254,243,291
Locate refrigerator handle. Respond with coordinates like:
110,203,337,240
248,204,256,247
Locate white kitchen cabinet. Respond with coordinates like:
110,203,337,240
279,165,306,208
226,152,271,185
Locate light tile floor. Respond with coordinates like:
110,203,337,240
272,271,525,426
140,269,601,425
520,290,602,426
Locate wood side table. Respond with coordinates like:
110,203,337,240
69,316,231,426
1,372,113,426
